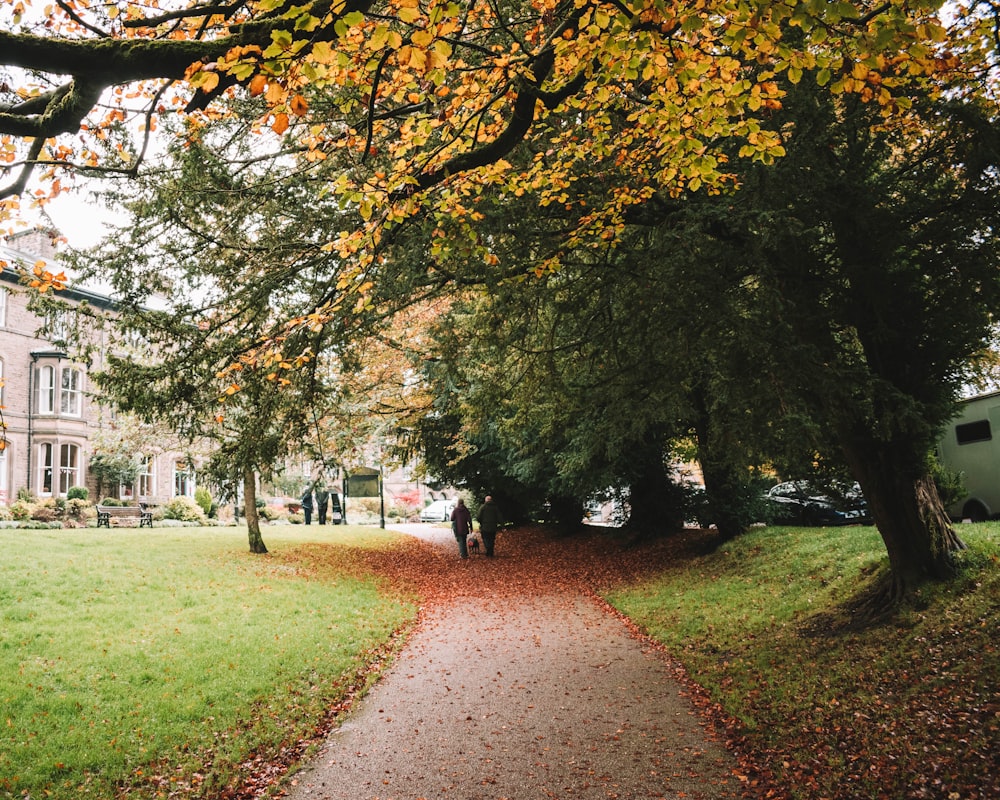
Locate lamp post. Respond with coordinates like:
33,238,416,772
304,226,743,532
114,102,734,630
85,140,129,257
379,465,385,529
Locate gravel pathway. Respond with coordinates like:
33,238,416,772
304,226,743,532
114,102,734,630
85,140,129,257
280,524,744,800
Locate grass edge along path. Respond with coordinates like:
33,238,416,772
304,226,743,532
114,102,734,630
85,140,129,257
0,525,418,800
603,522,1000,800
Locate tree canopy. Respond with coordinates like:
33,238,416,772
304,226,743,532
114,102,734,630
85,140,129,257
3,0,993,287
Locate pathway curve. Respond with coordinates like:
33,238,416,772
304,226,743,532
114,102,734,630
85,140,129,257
281,523,748,800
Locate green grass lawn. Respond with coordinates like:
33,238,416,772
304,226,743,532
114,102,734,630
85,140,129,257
0,525,417,800
605,522,1000,799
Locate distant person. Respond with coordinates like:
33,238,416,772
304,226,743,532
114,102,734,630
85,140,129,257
476,495,502,557
451,498,473,559
315,484,330,525
300,487,314,525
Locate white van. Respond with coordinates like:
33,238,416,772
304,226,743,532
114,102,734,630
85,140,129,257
419,499,456,523
937,390,1000,521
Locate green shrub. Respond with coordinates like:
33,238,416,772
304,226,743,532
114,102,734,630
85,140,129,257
99,497,125,507
258,505,280,521
194,487,213,517
386,501,412,520
65,498,91,522
932,458,967,511
31,505,58,523
66,486,89,501
160,496,206,524
9,500,34,521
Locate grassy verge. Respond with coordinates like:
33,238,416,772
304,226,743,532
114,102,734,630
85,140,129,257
605,522,1000,800
0,525,417,800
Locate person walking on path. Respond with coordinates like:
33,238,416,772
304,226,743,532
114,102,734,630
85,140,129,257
476,494,501,556
300,487,314,525
315,484,330,525
450,498,473,559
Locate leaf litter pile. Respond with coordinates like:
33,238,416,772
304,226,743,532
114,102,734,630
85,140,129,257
242,524,998,800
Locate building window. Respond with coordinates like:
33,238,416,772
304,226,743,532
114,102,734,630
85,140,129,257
60,368,82,416
0,288,7,327
956,419,992,445
37,365,56,414
138,458,155,499
0,445,8,504
173,461,195,498
125,457,155,500
59,444,80,495
46,311,68,343
39,443,54,495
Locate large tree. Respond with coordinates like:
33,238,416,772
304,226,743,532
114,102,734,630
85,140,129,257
660,85,1000,601
71,113,358,553
71,104,448,550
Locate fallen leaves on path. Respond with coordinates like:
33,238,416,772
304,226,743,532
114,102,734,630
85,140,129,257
246,524,784,800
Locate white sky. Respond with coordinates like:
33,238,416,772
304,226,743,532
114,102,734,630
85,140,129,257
27,191,117,250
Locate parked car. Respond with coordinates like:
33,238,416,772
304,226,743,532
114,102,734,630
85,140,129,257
764,480,872,526
420,499,456,523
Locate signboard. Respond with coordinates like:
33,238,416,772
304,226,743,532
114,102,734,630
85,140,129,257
347,467,380,498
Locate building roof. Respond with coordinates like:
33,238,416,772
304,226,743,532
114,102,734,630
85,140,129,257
1,229,125,312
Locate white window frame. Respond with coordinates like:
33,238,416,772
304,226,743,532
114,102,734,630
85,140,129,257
138,457,155,499
58,443,80,495
47,311,68,343
0,288,7,327
173,461,195,498
37,365,56,415
0,445,8,504
39,442,54,496
60,367,82,416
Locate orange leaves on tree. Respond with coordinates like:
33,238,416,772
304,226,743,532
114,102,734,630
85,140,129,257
272,113,290,134
0,0,982,309
249,75,268,97
28,263,67,294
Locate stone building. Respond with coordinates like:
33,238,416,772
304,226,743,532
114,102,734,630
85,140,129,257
0,228,194,505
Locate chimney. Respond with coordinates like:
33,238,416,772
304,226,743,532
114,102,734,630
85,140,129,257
4,227,63,261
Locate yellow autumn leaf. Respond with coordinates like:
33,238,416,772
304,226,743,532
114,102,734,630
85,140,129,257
412,29,434,48
312,41,335,63
265,81,286,104
194,70,220,94
398,6,420,23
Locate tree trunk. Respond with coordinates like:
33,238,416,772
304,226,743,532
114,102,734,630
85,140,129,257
690,390,751,542
843,444,965,605
628,441,684,534
700,459,747,542
547,495,586,533
243,467,268,554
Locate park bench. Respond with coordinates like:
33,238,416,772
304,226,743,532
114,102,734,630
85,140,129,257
96,505,153,528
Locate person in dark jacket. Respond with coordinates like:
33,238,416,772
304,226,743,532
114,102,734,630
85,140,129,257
315,484,330,525
476,495,502,557
451,498,473,559
301,487,314,525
